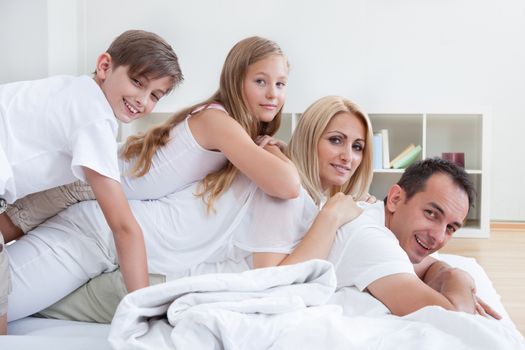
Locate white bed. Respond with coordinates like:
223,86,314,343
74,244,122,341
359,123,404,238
1,254,523,349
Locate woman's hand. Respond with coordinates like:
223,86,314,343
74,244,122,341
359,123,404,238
358,193,377,204
322,192,363,228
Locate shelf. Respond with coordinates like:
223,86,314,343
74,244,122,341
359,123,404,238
426,114,483,169
369,114,423,161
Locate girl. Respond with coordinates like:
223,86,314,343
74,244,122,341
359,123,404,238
5,96,374,322
1,36,299,239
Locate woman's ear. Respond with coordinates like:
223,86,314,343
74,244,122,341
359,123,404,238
94,53,113,82
385,184,405,213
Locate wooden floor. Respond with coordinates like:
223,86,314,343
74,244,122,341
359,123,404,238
440,226,525,336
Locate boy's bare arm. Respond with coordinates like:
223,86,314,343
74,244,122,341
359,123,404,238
84,167,149,292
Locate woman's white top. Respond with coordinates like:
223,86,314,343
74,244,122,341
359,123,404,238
47,174,316,279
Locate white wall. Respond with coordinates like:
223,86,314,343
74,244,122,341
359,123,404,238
0,0,48,82
1,0,524,221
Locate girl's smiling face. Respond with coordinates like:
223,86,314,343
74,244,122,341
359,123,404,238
242,54,288,123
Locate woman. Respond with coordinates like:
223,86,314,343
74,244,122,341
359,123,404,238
5,96,374,323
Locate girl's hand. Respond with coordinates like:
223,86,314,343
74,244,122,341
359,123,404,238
255,135,287,152
357,193,377,203
322,192,363,227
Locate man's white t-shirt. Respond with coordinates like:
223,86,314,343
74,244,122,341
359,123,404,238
328,201,416,291
0,75,120,203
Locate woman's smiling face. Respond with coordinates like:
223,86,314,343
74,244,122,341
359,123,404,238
317,112,366,191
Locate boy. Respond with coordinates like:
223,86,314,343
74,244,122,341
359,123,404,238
0,29,183,334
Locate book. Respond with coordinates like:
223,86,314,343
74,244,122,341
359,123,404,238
391,144,422,169
380,129,390,169
373,133,383,170
389,144,415,168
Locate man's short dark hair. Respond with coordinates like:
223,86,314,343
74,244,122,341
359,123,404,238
396,157,476,208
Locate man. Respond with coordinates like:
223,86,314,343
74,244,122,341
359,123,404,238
328,157,500,318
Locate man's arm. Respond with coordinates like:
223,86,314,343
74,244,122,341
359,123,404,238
367,272,460,316
367,256,501,318
417,257,501,319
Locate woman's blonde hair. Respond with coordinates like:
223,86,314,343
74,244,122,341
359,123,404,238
287,96,374,206
121,36,288,211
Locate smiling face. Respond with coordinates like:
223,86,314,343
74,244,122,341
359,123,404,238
94,53,173,123
317,112,366,191
385,173,469,263
242,54,288,123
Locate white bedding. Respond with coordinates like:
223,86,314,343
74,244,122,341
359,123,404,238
109,258,524,350
1,255,523,350
3,317,110,349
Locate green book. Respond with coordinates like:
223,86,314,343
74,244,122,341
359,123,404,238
392,145,422,169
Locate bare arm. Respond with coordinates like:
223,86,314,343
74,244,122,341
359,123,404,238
0,213,23,242
366,272,461,316
253,193,362,268
189,110,300,199
367,256,501,318
84,167,148,292
418,258,501,319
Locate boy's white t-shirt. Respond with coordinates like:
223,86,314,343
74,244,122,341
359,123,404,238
0,75,120,203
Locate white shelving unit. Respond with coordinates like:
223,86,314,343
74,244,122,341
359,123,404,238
274,112,301,144
369,110,491,238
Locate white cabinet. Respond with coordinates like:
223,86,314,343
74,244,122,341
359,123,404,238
369,111,490,238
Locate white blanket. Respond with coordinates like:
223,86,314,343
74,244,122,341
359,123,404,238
109,259,524,350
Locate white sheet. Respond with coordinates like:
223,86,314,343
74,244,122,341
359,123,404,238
109,259,524,350
2,317,110,349
109,259,337,349
3,255,523,350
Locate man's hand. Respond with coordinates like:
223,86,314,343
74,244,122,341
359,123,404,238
423,261,502,319
475,295,502,320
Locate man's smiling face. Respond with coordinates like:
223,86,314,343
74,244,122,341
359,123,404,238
386,172,469,264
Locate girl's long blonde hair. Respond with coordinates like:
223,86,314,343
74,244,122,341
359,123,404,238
287,96,374,206
121,36,287,211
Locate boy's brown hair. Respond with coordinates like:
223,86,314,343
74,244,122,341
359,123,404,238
106,29,183,93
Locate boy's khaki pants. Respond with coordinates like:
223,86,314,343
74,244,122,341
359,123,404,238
7,181,94,233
